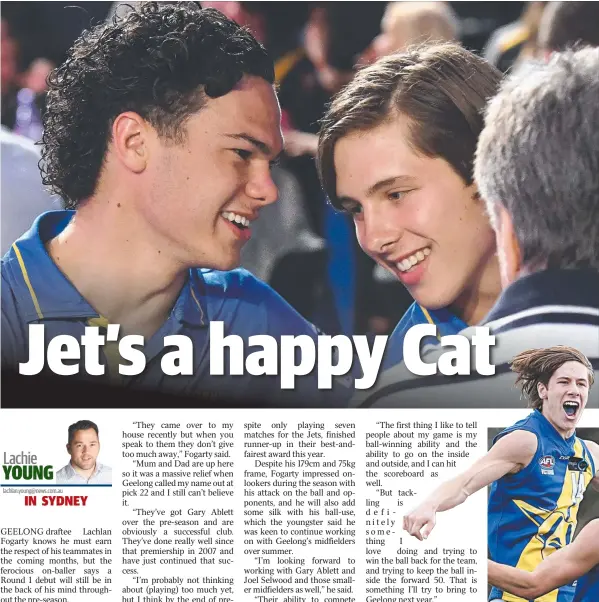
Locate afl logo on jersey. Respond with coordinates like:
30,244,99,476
539,455,555,475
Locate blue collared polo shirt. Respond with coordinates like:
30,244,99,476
382,302,467,370
2,211,351,406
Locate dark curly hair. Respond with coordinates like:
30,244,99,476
41,2,274,208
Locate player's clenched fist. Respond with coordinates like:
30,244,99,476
403,503,437,541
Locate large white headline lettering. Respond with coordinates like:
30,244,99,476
19,322,496,385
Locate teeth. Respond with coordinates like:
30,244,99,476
563,401,579,416
397,247,431,272
222,212,250,227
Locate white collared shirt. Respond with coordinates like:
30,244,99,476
56,462,112,484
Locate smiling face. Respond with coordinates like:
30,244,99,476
141,75,283,271
67,428,100,473
334,116,498,320
539,361,591,437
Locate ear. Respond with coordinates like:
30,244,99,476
66,443,71,455
537,381,548,401
110,112,152,174
495,204,522,288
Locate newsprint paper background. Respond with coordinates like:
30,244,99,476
1,408,598,602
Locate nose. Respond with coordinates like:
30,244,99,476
565,384,581,400
245,163,279,206
359,205,402,258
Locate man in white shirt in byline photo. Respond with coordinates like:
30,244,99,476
56,419,112,485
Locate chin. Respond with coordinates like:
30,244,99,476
412,290,454,312
196,254,240,272
214,258,241,272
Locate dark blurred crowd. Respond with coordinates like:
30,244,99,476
2,1,597,337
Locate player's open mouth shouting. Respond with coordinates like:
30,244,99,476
563,399,581,420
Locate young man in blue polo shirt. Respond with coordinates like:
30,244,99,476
1,3,350,406
316,43,503,370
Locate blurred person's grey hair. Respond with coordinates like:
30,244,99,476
475,47,599,271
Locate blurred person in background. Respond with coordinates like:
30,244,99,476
537,1,599,55
483,1,547,72
318,43,503,369
109,1,267,42
1,126,58,255
496,1,599,79
1,18,20,128
279,5,376,170
361,1,459,64
1,17,53,138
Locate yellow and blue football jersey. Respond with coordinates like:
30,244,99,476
488,411,595,602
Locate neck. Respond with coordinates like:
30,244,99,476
541,411,575,439
451,250,502,325
46,193,187,339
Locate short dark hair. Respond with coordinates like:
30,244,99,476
539,2,599,52
68,420,99,444
41,2,274,208
475,47,599,271
317,42,502,209
510,346,594,410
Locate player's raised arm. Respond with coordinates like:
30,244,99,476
403,429,537,541
488,519,599,599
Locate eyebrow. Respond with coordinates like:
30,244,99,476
336,174,418,207
366,175,417,197
224,133,282,161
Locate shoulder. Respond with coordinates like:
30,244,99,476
383,303,420,365
1,252,25,345
0,127,41,159
393,303,423,332
2,243,32,322
495,428,539,450
491,428,539,468
199,268,268,297
494,412,541,441
386,303,423,349
196,268,318,336
55,464,71,481
198,267,294,311
96,464,112,483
